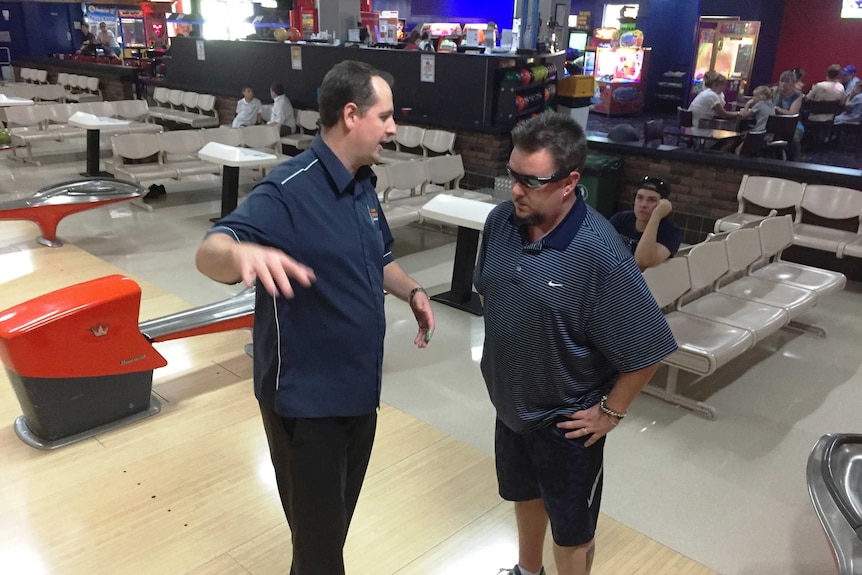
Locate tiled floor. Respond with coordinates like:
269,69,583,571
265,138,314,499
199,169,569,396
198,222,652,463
0,151,858,574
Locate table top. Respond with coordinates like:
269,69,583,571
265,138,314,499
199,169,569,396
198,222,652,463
419,194,495,231
678,127,742,140
0,94,34,107
67,112,131,129
198,141,279,168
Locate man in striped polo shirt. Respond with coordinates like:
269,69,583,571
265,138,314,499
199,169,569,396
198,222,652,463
474,112,677,575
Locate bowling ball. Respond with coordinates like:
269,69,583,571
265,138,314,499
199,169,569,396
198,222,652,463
287,27,302,42
273,28,289,42
0,128,10,146
504,69,520,83
521,68,532,84
515,94,526,112
544,87,550,102
546,84,557,98
546,64,557,78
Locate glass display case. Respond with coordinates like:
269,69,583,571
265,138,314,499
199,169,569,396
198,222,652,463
692,19,760,104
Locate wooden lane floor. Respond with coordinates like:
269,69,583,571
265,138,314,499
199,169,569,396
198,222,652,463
0,224,717,574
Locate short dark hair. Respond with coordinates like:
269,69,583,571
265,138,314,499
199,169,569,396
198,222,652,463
827,64,841,80
271,83,285,96
318,60,393,128
510,112,587,173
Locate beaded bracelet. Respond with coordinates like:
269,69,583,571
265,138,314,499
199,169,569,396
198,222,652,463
600,395,626,420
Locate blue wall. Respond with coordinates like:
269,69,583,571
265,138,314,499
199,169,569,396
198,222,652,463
21,2,78,57
0,2,27,63
373,0,514,32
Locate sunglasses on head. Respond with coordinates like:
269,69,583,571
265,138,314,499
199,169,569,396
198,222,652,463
506,164,575,190
640,176,668,195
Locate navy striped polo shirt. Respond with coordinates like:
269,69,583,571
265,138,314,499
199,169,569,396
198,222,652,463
208,136,393,418
473,196,677,432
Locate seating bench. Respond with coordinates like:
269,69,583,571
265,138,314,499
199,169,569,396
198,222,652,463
641,215,845,419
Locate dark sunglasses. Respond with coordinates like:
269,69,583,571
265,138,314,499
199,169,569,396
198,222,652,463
506,164,575,190
640,176,669,195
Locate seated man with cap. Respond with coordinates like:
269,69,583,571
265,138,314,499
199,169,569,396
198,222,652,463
842,65,858,100
609,176,682,271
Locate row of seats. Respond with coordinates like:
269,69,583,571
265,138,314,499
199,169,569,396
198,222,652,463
4,100,161,164
642,214,846,419
149,87,219,128
378,125,456,164
370,155,492,228
279,109,321,151
714,175,862,259
55,73,102,103
0,82,67,103
18,68,48,84
106,125,289,185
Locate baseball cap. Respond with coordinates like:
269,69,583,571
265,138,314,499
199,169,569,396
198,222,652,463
842,65,857,75
640,176,671,198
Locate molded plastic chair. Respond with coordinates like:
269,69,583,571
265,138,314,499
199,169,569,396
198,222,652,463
751,215,846,296
793,184,862,256
714,175,805,233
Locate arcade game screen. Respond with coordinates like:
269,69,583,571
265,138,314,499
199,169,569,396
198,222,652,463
594,47,644,82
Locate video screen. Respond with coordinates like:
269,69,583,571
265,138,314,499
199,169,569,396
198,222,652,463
841,0,862,18
594,47,644,82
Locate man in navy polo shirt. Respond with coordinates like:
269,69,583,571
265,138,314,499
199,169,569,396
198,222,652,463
474,112,677,575
609,176,682,270
195,60,435,575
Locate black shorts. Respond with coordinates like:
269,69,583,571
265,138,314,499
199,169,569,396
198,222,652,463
495,418,605,547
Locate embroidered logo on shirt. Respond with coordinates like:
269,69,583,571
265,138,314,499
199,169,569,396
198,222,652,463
548,281,564,287
368,206,379,225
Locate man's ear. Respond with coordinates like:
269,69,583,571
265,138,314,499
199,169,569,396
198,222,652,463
342,102,360,130
565,171,581,195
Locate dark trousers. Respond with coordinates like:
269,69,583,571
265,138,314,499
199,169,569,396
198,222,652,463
258,403,377,575
279,125,294,137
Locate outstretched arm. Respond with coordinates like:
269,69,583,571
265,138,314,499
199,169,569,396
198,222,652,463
195,232,315,297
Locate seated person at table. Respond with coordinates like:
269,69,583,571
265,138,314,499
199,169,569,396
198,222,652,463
835,82,862,124
773,69,805,160
232,86,262,128
267,83,295,136
689,71,749,128
609,176,682,271
740,85,776,132
806,64,845,121
76,23,96,55
841,65,858,97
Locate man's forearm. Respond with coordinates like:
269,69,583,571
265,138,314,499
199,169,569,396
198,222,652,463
383,261,422,301
196,233,242,284
604,363,660,414
634,216,663,270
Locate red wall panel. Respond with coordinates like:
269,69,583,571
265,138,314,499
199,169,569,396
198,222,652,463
772,0,862,89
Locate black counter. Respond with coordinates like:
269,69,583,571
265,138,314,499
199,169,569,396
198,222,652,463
163,38,564,134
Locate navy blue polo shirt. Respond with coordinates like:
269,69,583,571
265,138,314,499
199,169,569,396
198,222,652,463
208,136,394,418
609,210,682,257
473,197,677,433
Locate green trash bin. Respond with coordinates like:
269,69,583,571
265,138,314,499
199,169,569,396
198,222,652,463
579,154,622,218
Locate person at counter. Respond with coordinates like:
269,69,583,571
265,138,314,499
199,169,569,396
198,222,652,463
76,23,96,56
609,176,681,271
95,22,121,57
232,86,262,128
403,29,421,50
688,71,749,128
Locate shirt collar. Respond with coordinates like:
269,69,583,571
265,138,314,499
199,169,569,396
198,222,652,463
311,135,374,195
509,187,587,251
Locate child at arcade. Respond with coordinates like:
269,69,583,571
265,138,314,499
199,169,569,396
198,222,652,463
609,176,682,271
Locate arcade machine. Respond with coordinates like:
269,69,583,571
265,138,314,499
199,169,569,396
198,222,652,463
291,0,318,40
142,2,169,49
591,29,650,116
691,19,761,106
0,275,255,449
568,29,589,53
120,9,147,60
